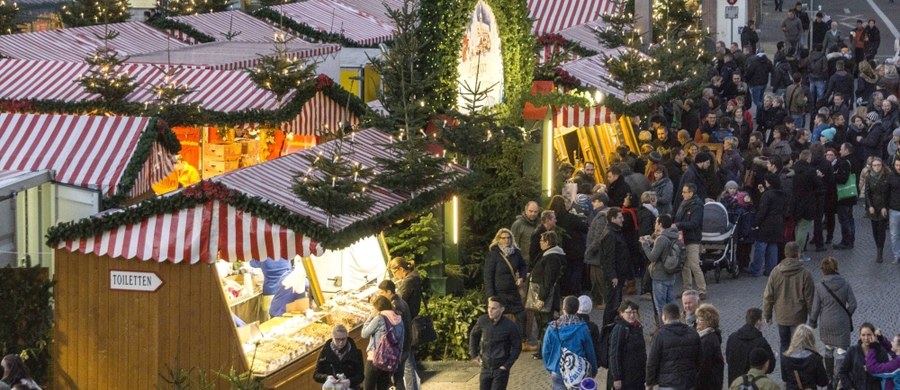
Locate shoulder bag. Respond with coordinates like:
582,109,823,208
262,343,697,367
820,281,854,332
525,257,557,313
837,161,858,201
411,293,437,347
499,250,528,299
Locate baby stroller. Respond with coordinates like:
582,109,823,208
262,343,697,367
700,202,740,283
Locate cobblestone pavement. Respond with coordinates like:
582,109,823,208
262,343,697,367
420,212,900,389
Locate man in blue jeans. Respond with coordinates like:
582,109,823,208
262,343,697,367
762,242,815,353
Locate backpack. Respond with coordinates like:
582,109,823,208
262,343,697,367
662,236,686,274
737,374,764,390
372,315,402,373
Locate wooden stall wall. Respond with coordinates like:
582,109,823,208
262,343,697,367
52,251,248,389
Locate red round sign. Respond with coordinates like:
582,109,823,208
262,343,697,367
727,0,737,4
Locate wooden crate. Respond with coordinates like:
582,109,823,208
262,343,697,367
203,143,242,161
237,139,260,155
202,159,240,176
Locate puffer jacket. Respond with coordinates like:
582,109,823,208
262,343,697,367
484,246,527,313
763,257,815,326
808,274,857,348
609,317,646,390
642,227,680,281
646,321,702,389
782,349,829,390
839,339,891,390
697,328,725,390
675,196,704,244
725,324,776,383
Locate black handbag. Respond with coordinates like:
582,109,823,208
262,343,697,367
411,295,437,347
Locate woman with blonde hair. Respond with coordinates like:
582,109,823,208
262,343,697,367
780,324,829,390
484,228,528,340
695,304,724,390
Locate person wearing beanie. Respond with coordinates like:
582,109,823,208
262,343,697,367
575,295,602,365
820,127,838,149
750,172,788,276
728,348,780,390
862,111,886,159
888,128,900,164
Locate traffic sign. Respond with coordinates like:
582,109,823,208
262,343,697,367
725,6,739,19
727,0,737,5
110,270,164,292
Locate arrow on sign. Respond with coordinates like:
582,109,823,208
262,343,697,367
110,270,164,292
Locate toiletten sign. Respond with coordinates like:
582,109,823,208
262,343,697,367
457,0,505,111
110,270,164,292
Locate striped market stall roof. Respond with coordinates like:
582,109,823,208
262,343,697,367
560,50,653,102
0,22,190,62
528,0,619,35
49,127,470,262
0,59,284,112
284,91,359,135
172,10,292,42
0,113,177,199
557,18,609,54
273,0,395,46
554,105,616,128
127,41,342,70
58,200,324,263
326,0,404,25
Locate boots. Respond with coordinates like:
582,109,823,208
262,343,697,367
825,356,835,390
876,247,884,263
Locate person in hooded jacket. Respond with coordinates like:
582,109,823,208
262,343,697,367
646,303,702,390
808,256,858,384
313,325,365,388
542,296,597,390
839,323,893,390
861,111,886,161
608,300,646,390
751,173,788,276
746,51,773,110
781,325,830,390
361,295,405,390
865,333,900,390
695,304,725,390
652,167,674,217
640,214,680,327
726,308,777,383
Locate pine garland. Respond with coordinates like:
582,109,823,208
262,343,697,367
107,118,182,205
145,17,215,43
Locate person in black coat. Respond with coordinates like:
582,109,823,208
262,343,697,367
726,308,777,383
781,324,830,390
606,165,632,208
532,230,564,346
608,300,646,390
529,210,556,268
484,228,528,337
838,323,892,390
646,303,702,389
695,304,724,390
833,143,857,249
391,257,422,318
810,144,834,250
599,208,631,327
751,173,788,276
675,183,707,297
673,153,712,210
548,195,588,297
313,325,365,388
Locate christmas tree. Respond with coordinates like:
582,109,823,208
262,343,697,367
601,47,654,103
368,0,449,194
157,0,232,16
292,125,374,225
595,0,640,50
439,74,500,159
247,33,316,104
78,28,137,102
60,0,129,27
0,0,19,35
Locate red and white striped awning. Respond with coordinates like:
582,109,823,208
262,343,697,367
0,113,175,198
58,200,324,264
560,50,653,102
173,10,293,42
127,41,341,71
528,0,619,35
327,0,404,25
554,105,616,128
275,0,395,46
285,91,359,135
557,18,609,54
0,59,285,112
0,22,191,62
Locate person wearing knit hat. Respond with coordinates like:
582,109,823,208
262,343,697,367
574,295,603,369
820,127,837,142
866,111,881,123
694,152,712,164
577,295,593,315
724,180,739,191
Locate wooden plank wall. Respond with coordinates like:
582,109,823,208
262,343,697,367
53,251,249,389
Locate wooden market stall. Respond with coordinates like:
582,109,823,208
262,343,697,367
46,128,469,389
0,58,369,184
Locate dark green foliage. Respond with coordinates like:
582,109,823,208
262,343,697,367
60,0,129,27
601,47,655,103
157,0,232,17
417,289,485,360
0,261,55,384
383,212,442,264
595,0,640,50
246,35,318,104
0,0,19,34
78,29,138,102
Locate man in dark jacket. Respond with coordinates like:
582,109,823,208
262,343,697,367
751,173,788,276
665,147,686,187
585,193,610,306
833,143,856,249
470,296,521,390
808,44,828,106
646,303,702,389
745,51,773,110
824,60,854,103
574,162,597,195
792,150,820,260
741,20,759,53
511,201,540,266
887,159,900,264
606,165,632,208
675,183,707,299
673,152,711,210
725,308,776,383
529,210,556,268
313,324,365,388
598,207,630,328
